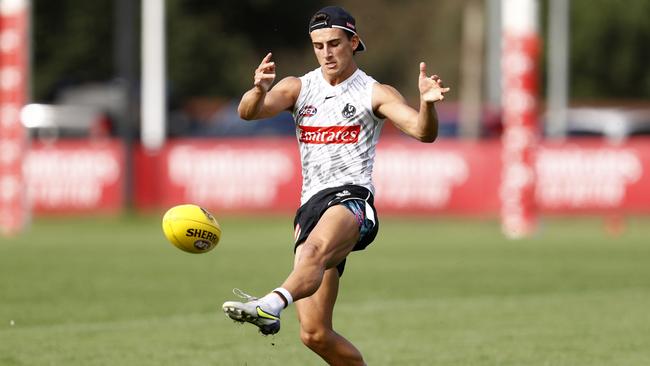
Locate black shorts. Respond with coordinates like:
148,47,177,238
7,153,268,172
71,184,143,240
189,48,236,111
293,184,380,276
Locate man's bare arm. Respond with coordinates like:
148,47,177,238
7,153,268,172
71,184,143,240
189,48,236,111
238,52,301,120
374,62,450,142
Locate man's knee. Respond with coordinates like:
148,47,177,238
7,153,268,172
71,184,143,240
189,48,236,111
297,242,325,266
300,232,355,270
300,325,332,351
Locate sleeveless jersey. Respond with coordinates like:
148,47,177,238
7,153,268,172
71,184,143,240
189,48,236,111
292,67,385,204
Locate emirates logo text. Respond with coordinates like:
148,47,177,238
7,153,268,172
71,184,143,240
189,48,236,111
298,125,360,144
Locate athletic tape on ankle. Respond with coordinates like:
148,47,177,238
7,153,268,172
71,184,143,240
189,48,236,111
273,287,293,307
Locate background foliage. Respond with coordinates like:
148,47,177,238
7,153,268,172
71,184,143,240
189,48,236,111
569,0,650,99
31,0,650,105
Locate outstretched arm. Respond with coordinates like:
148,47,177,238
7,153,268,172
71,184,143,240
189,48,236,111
373,62,450,142
238,52,301,120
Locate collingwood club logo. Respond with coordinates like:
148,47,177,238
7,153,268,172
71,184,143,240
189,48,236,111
342,103,356,118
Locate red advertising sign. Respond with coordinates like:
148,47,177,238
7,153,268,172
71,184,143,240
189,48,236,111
26,140,125,214
131,138,650,217
137,139,504,215
146,139,302,213
536,140,650,214
374,139,500,215
0,0,29,235
12,134,650,218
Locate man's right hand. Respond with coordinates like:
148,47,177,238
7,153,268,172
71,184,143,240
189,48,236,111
253,52,276,93
418,62,450,104
238,53,299,120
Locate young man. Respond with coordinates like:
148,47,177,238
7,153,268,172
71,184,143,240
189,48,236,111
223,6,449,365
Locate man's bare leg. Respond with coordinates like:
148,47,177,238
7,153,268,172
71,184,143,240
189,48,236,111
296,266,366,366
223,205,360,335
281,205,360,300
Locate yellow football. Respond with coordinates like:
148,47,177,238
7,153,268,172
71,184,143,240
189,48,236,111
162,204,222,253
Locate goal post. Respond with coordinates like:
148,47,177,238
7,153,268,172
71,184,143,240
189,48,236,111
500,0,540,238
0,0,30,236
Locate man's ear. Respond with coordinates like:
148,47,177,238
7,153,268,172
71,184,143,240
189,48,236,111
351,34,360,51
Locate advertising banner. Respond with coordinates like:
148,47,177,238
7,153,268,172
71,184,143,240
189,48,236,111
536,140,650,214
27,140,125,214
144,139,302,213
136,138,504,215
374,140,500,215
29,137,650,217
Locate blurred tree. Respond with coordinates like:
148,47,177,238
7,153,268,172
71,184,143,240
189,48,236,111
340,0,465,103
32,0,113,101
166,0,323,100
32,0,323,102
31,0,650,105
569,0,650,100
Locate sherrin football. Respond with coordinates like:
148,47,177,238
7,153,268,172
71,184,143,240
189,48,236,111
162,204,222,253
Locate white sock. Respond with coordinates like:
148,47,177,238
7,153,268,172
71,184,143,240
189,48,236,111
273,287,293,307
260,287,293,314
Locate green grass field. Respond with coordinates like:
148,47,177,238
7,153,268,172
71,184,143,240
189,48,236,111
1,214,650,365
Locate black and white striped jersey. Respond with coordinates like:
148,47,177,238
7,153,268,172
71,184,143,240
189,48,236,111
292,67,385,204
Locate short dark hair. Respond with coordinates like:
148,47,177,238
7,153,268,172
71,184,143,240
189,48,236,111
309,12,358,54
308,6,366,52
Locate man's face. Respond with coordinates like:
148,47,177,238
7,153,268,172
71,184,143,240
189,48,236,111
310,28,359,77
